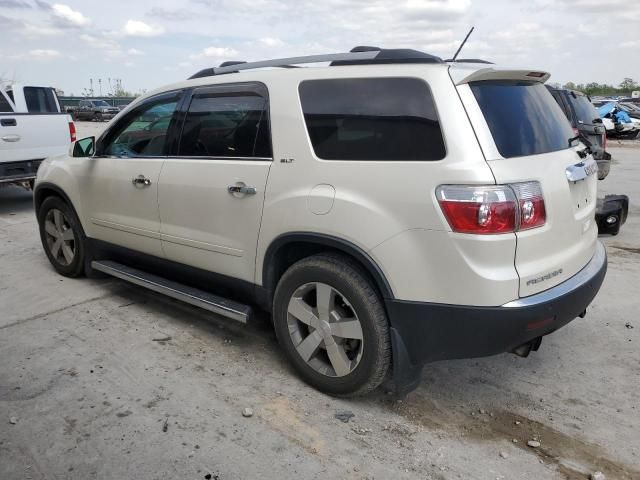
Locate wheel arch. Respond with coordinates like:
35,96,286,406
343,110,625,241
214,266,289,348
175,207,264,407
261,233,395,307
34,182,82,226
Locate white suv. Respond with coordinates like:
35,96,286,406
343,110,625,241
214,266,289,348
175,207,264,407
34,48,607,397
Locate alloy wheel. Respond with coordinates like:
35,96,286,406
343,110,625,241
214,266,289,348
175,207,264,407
44,208,76,266
286,282,364,377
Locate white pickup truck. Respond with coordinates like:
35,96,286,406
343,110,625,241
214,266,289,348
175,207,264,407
0,83,75,188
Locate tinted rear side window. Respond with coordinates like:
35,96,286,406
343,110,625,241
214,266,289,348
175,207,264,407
299,78,445,161
24,87,59,113
471,81,574,158
179,93,271,158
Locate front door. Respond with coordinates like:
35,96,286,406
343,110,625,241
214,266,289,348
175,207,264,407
158,83,272,283
81,91,183,258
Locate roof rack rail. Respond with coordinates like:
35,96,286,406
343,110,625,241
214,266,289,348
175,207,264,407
445,58,494,64
188,47,443,79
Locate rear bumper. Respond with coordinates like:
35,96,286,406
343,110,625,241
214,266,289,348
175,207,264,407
0,159,43,183
386,241,607,395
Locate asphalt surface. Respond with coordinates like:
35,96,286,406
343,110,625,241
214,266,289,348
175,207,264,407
0,125,638,479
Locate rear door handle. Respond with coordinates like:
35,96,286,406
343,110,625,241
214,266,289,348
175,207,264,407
228,185,256,195
132,175,152,187
1,118,17,127
1,134,20,142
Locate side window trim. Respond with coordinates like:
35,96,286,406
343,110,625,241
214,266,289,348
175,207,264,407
171,81,273,161
96,90,184,158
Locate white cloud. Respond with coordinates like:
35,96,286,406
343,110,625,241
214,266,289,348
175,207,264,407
258,37,285,48
122,20,165,37
127,48,144,56
190,46,239,61
51,4,91,27
21,23,62,36
28,49,62,58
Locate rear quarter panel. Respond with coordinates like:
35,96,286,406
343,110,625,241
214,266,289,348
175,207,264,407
256,66,519,305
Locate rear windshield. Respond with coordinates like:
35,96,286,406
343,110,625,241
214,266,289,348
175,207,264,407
568,93,599,125
470,81,574,158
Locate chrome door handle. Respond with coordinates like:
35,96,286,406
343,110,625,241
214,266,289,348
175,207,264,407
2,134,20,142
132,175,151,187
228,185,256,195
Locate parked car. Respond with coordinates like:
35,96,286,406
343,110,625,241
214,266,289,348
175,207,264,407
33,48,607,397
596,102,640,139
73,99,120,122
0,83,75,188
547,86,610,179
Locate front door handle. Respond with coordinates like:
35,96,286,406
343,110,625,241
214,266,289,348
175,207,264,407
132,175,152,187
228,184,256,195
1,134,20,142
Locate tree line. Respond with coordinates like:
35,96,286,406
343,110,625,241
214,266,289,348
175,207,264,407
561,78,638,96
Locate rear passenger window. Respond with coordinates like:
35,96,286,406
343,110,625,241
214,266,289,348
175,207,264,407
24,87,59,113
299,78,445,161
179,92,271,158
0,92,13,112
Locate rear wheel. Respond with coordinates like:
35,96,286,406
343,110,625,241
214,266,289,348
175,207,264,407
37,196,86,277
273,253,390,396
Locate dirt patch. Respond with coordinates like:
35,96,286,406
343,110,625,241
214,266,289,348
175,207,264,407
260,395,326,457
390,394,640,480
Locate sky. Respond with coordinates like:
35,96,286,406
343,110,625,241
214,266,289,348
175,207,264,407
0,0,639,96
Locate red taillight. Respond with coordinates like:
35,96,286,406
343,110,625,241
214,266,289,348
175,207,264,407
69,122,76,142
511,182,546,230
437,182,546,234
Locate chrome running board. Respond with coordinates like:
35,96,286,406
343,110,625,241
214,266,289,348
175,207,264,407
91,260,251,323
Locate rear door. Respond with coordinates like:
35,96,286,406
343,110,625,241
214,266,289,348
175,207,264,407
157,83,272,283
459,78,598,297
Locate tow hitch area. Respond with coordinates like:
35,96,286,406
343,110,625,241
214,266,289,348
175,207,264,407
511,337,542,358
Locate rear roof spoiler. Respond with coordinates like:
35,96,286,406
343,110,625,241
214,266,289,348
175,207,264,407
450,66,550,85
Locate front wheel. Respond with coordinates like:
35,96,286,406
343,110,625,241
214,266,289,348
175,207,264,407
37,196,86,277
273,253,391,396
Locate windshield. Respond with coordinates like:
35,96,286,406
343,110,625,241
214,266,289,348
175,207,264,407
470,81,574,158
93,100,111,107
568,93,599,125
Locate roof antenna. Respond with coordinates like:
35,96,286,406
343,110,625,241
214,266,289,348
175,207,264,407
451,27,474,62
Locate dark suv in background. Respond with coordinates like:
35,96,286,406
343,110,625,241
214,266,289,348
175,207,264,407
73,99,120,122
547,86,611,180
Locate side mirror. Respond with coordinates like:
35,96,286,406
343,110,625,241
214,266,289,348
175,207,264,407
73,136,95,157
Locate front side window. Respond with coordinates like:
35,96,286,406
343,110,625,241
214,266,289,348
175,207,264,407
471,81,574,158
101,96,179,157
178,91,271,158
299,78,446,161
24,87,58,113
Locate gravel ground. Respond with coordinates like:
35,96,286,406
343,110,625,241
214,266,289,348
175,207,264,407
0,124,638,479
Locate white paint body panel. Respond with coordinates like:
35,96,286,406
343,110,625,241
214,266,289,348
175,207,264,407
0,85,71,165
158,158,271,283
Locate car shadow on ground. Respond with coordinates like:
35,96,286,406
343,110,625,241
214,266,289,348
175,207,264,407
0,185,34,216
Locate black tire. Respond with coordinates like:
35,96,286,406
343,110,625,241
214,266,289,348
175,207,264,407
37,196,86,277
273,253,391,397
